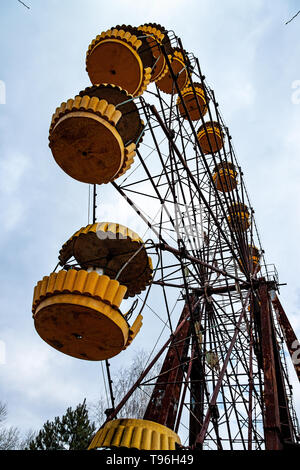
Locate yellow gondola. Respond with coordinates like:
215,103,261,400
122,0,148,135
137,23,172,83
48,94,136,184
32,269,143,361
156,48,189,95
32,223,152,360
239,246,261,275
212,161,238,192
78,84,144,149
86,26,152,96
177,82,209,120
88,418,181,450
197,121,224,154
58,222,153,298
227,203,250,232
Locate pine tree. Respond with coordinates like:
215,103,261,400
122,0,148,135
27,399,95,450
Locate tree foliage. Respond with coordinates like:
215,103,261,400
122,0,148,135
1,349,159,450
92,350,161,426
26,399,96,450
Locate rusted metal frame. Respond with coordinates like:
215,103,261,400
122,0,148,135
156,241,176,333
186,300,221,449
211,213,252,339
157,242,247,285
272,340,296,446
135,147,177,238
166,113,200,233
190,292,213,448
206,188,231,287
205,301,224,449
211,102,261,267
193,281,252,296
183,62,241,212
140,103,181,194
145,87,170,117
210,301,256,449
185,301,205,448
206,201,237,294
160,269,175,334
248,322,254,450
191,298,221,447
104,298,202,424
153,84,179,142
187,149,214,197
249,291,265,411
185,411,220,449
239,169,257,280
155,224,192,326
167,136,200,262
173,105,204,263
167,93,244,268
140,340,195,386
143,302,192,428
188,342,206,448
105,359,115,411
168,82,176,130
213,299,250,373
191,56,252,275
142,296,208,437
120,187,176,205
211,295,261,409
171,45,250,276
174,342,196,434
204,176,215,285
209,297,249,346
277,341,300,436
223,134,254,272
149,102,245,273
138,98,176,195
137,107,203,271
270,292,300,382
148,198,204,285
197,365,254,448
177,251,224,447
154,265,188,284
194,288,252,446
210,302,256,449
156,271,195,285
247,297,264,449
168,150,204,283
207,90,251,269
192,171,209,278
111,181,166,243
258,281,283,450
264,295,296,445
120,173,174,190
258,282,296,447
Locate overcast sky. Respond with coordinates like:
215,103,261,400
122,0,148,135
1,0,300,441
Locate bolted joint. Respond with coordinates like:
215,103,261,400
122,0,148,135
104,407,115,418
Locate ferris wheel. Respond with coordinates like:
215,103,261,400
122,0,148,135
31,23,300,450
